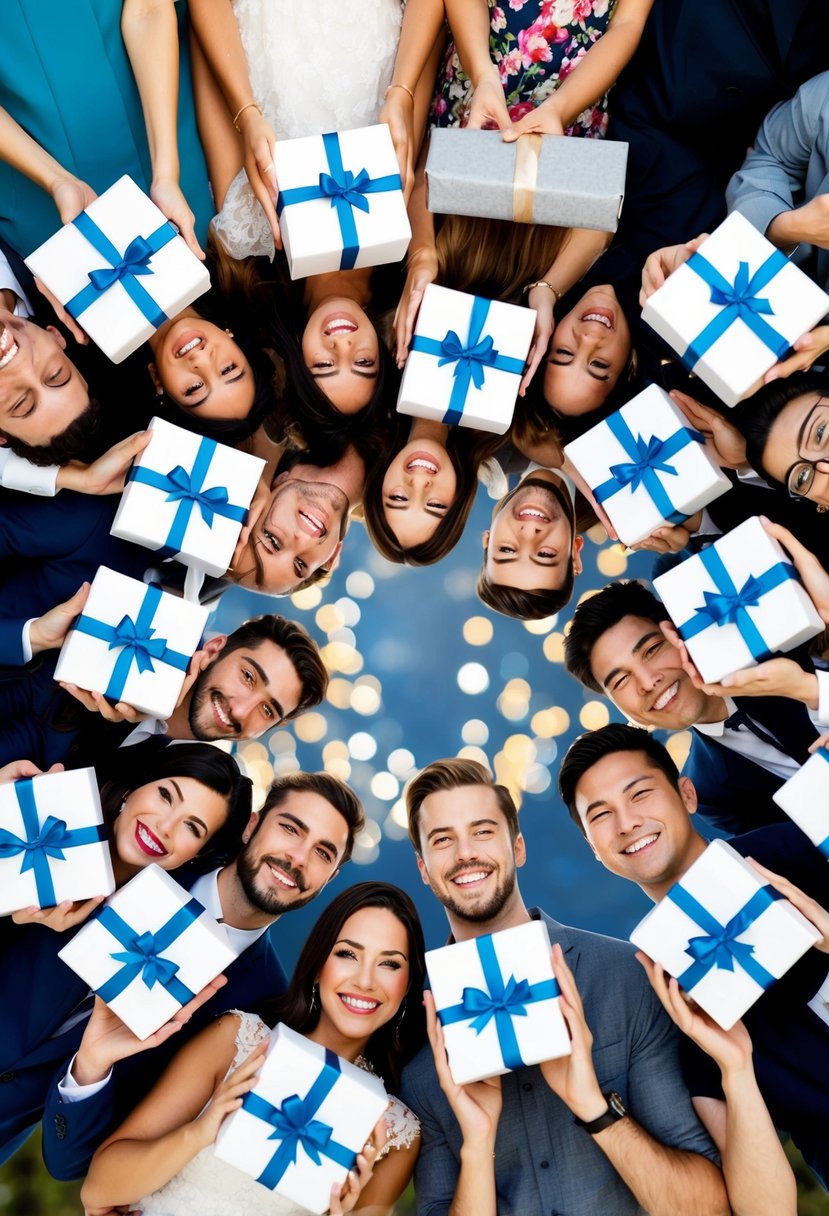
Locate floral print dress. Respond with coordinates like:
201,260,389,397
431,0,617,137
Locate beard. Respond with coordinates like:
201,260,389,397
436,863,518,925
187,674,241,740
235,845,318,916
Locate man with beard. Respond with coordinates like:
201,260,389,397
9,771,364,1178
477,466,584,621
399,758,727,1216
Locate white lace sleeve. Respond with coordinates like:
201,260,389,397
378,1094,420,1158
228,1010,272,1071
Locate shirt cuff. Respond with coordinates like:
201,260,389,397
58,1054,113,1102
21,619,36,665
816,669,829,726
0,451,59,495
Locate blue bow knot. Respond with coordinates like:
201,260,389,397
163,464,235,527
107,616,169,675
87,235,155,291
319,168,372,214
263,1093,334,1165
462,974,532,1034
683,248,791,368
698,574,764,628
66,212,176,328
110,931,183,990
0,781,107,906
609,434,679,492
668,882,782,993
438,330,498,391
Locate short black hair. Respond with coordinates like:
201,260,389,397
558,723,681,837
0,395,102,466
564,580,667,693
734,371,829,490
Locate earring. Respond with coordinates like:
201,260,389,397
392,997,407,1046
118,799,126,814
310,983,319,1013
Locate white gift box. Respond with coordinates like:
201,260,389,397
641,211,829,407
564,386,731,545
425,920,571,1084
53,566,208,718
58,865,237,1040
110,417,265,577
772,751,829,859
630,840,821,1029
398,284,535,435
25,175,210,363
215,1022,389,1214
0,768,114,915
653,515,824,684
274,125,411,278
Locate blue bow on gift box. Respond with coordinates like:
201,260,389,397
65,211,177,327
0,779,106,907
277,131,402,270
667,882,783,994
410,295,526,426
242,1049,357,1189
437,934,559,1071
682,248,791,370
127,434,249,557
593,411,706,525
73,582,190,702
94,896,203,1006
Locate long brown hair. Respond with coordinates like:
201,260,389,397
435,214,568,302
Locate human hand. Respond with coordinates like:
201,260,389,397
57,430,153,496
425,990,503,1145
520,287,555,396
630,514,702,555
238,108,281,250
190,1036,267,1150
466,69,511,132
760,517,829,622
502,98,565,141
669,390,748,469
785,193,829,251
379,90,415,200
58,681,148,725
12,896,105,932
150,178,205,260
539,944,606,1122
809,730,829,754
764,325,829,383
34,276,90,346
29,584,90,657
50,175,97,225
639,234,709,308
0,759,63,784
744,859,829,952
328,1116,386,1213
393,247,438,365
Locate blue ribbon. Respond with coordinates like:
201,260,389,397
593,413,706,524
668,882,783,994
127,435,248,557
94,897,202,1006
73,583,190,702
243,1049,356,1189
276,131,401,270
437,934,560,1071
682,249,791,370
0,780,106,907
410,295,525,425
676,545,798,661
65,211,177,326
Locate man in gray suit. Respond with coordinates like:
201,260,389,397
399,758,729,1216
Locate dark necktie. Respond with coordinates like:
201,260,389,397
724,706,788,753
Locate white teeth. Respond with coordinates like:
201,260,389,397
0,330,19,369
582,312,611,328
624,834,658,855
652,682,679,711
300,509,324,534
453,870,489,885
138,824,164,854
213,697,231,726
518,508,549,520
268,864,297,889
340,995,380,1011
407,458,438,474
324,318,357,335
175,337,202,356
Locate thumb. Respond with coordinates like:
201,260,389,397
502,113,533,142
62,582,91,617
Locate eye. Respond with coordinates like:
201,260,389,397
432,834,451,847
553,347,573,359
334,947,357,960
294,557,307,578
498,545,516,555
262,703,275,721
589,359,610,370
242,667,255,685
48,366,71,387
610,672,630,691
220,362,238,376
644,641,664,659
262,529,280,554
537,548,556,559
281,821,299,836
793,465,813,493
817,420,827,445
185,819,204,839
159,785,172,804
183,380,205,398
426,500,448,511
589,809,609,823
380,959,402,970
388,493,408,503
315,846,334,864
355,358,375,368
632,787,653,800
312,360,334,369
473,828,493,838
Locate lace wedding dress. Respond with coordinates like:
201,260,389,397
139,1011,420,1216
212,0,403,258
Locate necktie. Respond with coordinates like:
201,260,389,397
724,706,787,753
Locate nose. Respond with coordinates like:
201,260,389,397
635,664,661,695
405,469,432,488
616,801,644,836
517,518,542,536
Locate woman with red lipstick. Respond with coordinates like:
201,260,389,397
83,882,426,1216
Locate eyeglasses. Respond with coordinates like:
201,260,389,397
783,398,829,499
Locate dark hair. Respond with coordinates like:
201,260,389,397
0,395,103,466
254,882,426,1091
221,614,328,721
558,723,681,836
99,739,252,865
405,758,519,856
564,580,667,692
257,771,365,866
734,371,829,490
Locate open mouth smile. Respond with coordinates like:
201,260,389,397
173,333,205,358
516,507,551,523
622,833,660,856
651,681,680,713
323,317,357,337
266,862,299,890
581,309,614,329
298,508,327,538
135,821,168,857
211,692,239,735
338,993,381,1014
0,324,20,370
450,868,492,888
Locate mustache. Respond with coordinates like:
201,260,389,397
260,855,307,892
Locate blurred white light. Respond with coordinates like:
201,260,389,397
457,662,489,695
462,719,489,745
348,731,377,761
387,748,415,777
346,571,375,598
335,597,361,627
371,771,399,801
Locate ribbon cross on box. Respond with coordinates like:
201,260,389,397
94,897,203,1006
593,413,706,524
0,780,106,908
682,248,791,371
65,211,177,326
669,882,783,993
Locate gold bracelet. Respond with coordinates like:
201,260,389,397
384,82,415,105
524,280,561,304
233,101,262,132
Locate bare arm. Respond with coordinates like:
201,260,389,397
443,0,510,130
380,0,447,196
353,1135,420,1215
0,107,96,222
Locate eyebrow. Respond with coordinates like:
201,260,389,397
279,811,340,861
425,816,499,841
584,774,651,815
335,937,408,958
601,628,663,687
242,653,284,721
310,368,378,381
546,355,610,383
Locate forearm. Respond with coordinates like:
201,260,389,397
444,0,494,85
542,226,612,294
391,0,447,96
544,2,650,130
718,1068,797,1216
188,0,257,120
82,1122,204,1207
407,151,437,259
0,107,69,197
121,0,181,183
448,1142,498,1216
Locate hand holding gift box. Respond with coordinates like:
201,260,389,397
110,417,265,578
214,1022,389,1214
772,751,829,859
425,920,571,1084
630,840,821,1030
0,768,115,915
641,211,829,407
274,125,411,279
58,865,237,1040
54,567,209,720
398,284,535,436
564,385,731,546
25,176,210,363
653,515,825,685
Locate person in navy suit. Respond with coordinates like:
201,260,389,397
1,768,365,1177
563,580,823,837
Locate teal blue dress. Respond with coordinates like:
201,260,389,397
0,0,214,256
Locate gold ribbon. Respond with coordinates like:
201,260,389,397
512,133,542,224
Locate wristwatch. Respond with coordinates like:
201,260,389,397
573,1091,627,1134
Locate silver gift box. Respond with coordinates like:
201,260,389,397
426,129,628,232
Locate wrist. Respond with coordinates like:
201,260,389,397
568,1085,609,1123
767,209,801,253
470,61,501,89
55,464,83,493
459,1138,497,1165
72,1046,114,1087
801,672,820,711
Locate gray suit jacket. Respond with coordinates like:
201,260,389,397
400,909,719,1216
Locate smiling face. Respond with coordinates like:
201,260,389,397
543,285,631,416
416,784,525,928
313,906,410,1055
111,776,229,871
302,298,379,414
572,750,703,900
187,640,304,740
150,317,255,420
0,311,90,447
483,472,582,592
761,392,829,503
234,790,350,915
589,615,711,729
382,438,457,549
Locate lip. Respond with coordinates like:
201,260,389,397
135,820,168,857
405,450,440,475
450,867,492,889
266,861,298,890
516,505,551,523
297,504,327,538
322,312,358,337
621,832,660,857
0,322,20,370
211,691,237,735
579,306,615,330
172,331,205,358
337,992,381,1015
650,680,681,714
